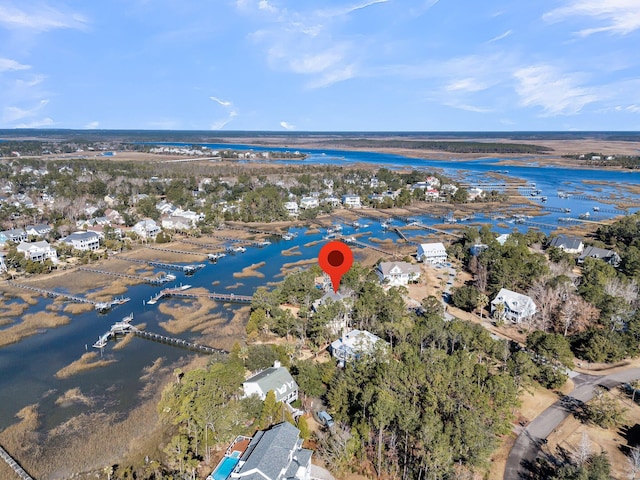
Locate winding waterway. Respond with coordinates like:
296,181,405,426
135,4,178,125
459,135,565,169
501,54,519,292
1,146,639,432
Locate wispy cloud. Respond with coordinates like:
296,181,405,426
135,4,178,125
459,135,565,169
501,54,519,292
84,121,99,129
0,58,30,72
487,29,512,43
280,121,296,130
0,3,89,32
210,96,232,107
15,117,54,128
543,1,640,36
316,0,389,18
3,99,50,123
513,65,598,115
445,78,491,93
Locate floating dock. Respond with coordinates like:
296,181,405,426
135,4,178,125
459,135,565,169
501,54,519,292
120,257,206,274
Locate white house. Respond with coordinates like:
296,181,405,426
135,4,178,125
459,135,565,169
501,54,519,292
284,201,299,216
330,329,388,364
491,288,537,323
61,231,101,251
133,219,161,239
0,228,28,245
17,241,58,263
417,242,447,265
341,194,361,208
242,363,298,404
25,224,52,238
549,235,584,254
376,261,421,286
0,251,6,272
161,216,193,231
299,197,319,209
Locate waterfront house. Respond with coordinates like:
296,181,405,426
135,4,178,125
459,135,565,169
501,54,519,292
549,235,584,254
417,242,447,265
299,197,319,209
341,194,361,208
578,245,621,267
284,201,299,216
61,231,101,251
161,215,193,231
17,240,58,263
243,362,298,404
209,422,312,480
133,219,161,239
25,224,52,239
491,288,537,323
0,228,28,245
376,261,421,286
330,329,388,364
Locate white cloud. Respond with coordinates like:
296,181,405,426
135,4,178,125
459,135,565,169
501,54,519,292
280,121,296,130
487,30,512,43
3,99,49,123
0,3,89,32
445,78,490,93
210,96,232,107
289,50,345,74
0,58,30,72
211,110,238,130
443,102,492,113
307,64,356,89
316,0,389,19
513,65,598,115
616,104,640,113
15,75,45,87
543,1,640,36
15,117,54,128
84,121,99,129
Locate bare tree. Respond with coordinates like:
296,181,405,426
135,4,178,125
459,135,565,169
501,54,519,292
629,447,640,480
573,432,591,467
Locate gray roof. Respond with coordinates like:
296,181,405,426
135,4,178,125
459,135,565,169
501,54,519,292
62,231,100,242
578,245,620,265
550,235,582,250
235,422,310,480
244,367,298,403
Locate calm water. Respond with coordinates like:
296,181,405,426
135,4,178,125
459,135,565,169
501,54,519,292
1,146,639,430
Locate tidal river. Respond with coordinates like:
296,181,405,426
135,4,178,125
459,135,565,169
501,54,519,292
0,147,639,431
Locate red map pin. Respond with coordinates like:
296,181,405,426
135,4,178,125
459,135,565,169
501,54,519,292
318,241,353,293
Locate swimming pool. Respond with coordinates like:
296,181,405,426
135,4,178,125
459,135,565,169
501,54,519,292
209,456,240,480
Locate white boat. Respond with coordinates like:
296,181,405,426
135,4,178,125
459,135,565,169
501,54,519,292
233,246,247,253
282,233,293,240
258,240,271,246
593,206,600,212
208,253,226,261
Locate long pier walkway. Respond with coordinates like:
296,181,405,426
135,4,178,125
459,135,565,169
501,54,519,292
146,286,252,305
144,245,207,257
6,281,97,305
350,239,400,258
77,267,175,285
221,224,284,237
410,222,462,239
0,444,34,480
120,257,205,274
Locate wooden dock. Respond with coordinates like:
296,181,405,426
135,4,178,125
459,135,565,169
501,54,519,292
6,281,97,305
221,224,284,237
144,245,207,256
77,267,175,285
350,239,400,258
119,257,206,274
146,286,252,306
0,444,33,480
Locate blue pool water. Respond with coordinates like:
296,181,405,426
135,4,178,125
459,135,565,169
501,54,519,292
212,456,240,480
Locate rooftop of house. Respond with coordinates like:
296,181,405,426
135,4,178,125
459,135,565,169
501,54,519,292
550,235,583,250
491,288,535,312
244,366,297,394
377,261,421,276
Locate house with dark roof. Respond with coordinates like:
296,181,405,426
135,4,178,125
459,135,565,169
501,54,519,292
549,235,584,254
25,224,52,238
491,288,537,324
61,231,101,251
243,363,298,404
578,245,621,267
212,422,312,480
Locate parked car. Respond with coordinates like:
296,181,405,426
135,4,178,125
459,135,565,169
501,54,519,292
317,410,334,428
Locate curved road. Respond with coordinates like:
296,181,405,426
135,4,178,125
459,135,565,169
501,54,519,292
504,367,640,479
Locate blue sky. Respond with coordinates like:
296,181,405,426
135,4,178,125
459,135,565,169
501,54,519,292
1,0,640,131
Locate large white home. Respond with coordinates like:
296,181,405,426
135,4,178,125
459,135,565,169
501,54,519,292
341,194,361,208
284,201,299,216
133,219,161,239
417,242,447,265
61,231,101,251
376,261,421,286
25,224,52,238
242,363,298,404
17,241,58,263
330,329,388,364
299,197,319,209
0,228,28,245
491,288,537,323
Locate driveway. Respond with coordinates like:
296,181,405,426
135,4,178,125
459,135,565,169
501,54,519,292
504,368,640,479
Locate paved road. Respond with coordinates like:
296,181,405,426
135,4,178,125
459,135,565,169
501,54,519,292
504,368,640,479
